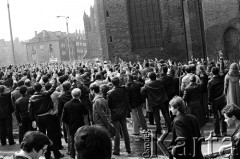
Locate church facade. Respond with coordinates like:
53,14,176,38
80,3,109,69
84,0,240,62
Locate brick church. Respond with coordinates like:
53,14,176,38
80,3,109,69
84,0,240,62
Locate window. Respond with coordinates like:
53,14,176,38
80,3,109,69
49,44,53,52
109,36,113,42
40,45,44,50
106,11,109,17
128,0,162,50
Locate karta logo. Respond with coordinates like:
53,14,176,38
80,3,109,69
142,131,231,158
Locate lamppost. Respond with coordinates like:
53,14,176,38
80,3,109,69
57,16,71,61
7,0,16,65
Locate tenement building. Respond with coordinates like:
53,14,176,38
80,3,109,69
84,0,240,62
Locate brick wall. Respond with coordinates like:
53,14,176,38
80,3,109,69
97,0,132,61
201,0,239,60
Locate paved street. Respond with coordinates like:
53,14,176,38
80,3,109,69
0,117,235,159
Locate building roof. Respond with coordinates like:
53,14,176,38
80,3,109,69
27,30,86,43
27,30,68,43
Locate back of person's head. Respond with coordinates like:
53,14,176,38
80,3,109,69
112,77,120,86
90,84,100,94
79,68,84,74
44,83,52,91
148,72,156,81
189,75,196,83
58,76,66,84
17,80,24,87
95,73,102,80
145,62,149,67
62,81,71,92
24,79,31,87
185,65,191,73
169,96,186,114
222,104,240,120
211,67,219,75
23,71,28,76
74,125,112,159
162,65,168,74
19,85,27,95
100,84,109,96
42,75,49,83
20,131,52,153
190,64,196,73
33,83,42,92
72,88,81,99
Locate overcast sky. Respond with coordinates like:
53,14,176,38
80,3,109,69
0,0,94,41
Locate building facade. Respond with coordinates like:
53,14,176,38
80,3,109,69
0,38,27,66
83,4,103,59
26,30,87,63
87,0,240,62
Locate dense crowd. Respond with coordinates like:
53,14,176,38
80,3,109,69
0,57,240,159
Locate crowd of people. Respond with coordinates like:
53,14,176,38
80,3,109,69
0,56,240,158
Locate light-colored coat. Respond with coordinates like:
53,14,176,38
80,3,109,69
224,73,240,107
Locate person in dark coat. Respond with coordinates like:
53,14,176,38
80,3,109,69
169,96,203,159
15,85,32,143
126,74,147,135
61,88,88,158
0,85,15,146
208,67,227,137
24,79,35,95
141,72,171,134
107,77,131,155
11,80,24,109
58,81,72,148
183,75,205,135
28,78,63,159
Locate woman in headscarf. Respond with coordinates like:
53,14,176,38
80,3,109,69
224,63,240,107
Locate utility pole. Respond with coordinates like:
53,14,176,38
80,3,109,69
7,0,16,65
57,16,71,61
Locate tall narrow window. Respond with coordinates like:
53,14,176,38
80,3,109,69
109,36,113,42
106,11,109,17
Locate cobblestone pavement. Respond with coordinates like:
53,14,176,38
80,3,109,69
0,117,235,159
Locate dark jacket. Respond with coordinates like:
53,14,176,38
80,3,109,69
126,80,144,109
79,84,92,112
0,92,14,119
61,98,88,135
159,73,175,100
207,75,225,104
27,86,35,96
183,83,201,107
141,79,168,107
58,90,72,119
11,87,21,109
107,86,130,121
15,95,31,123
28,79,57,121
183,82,205,127
170,113,203,159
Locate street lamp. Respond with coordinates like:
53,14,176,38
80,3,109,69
7,0,16,65
57,16,71,61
